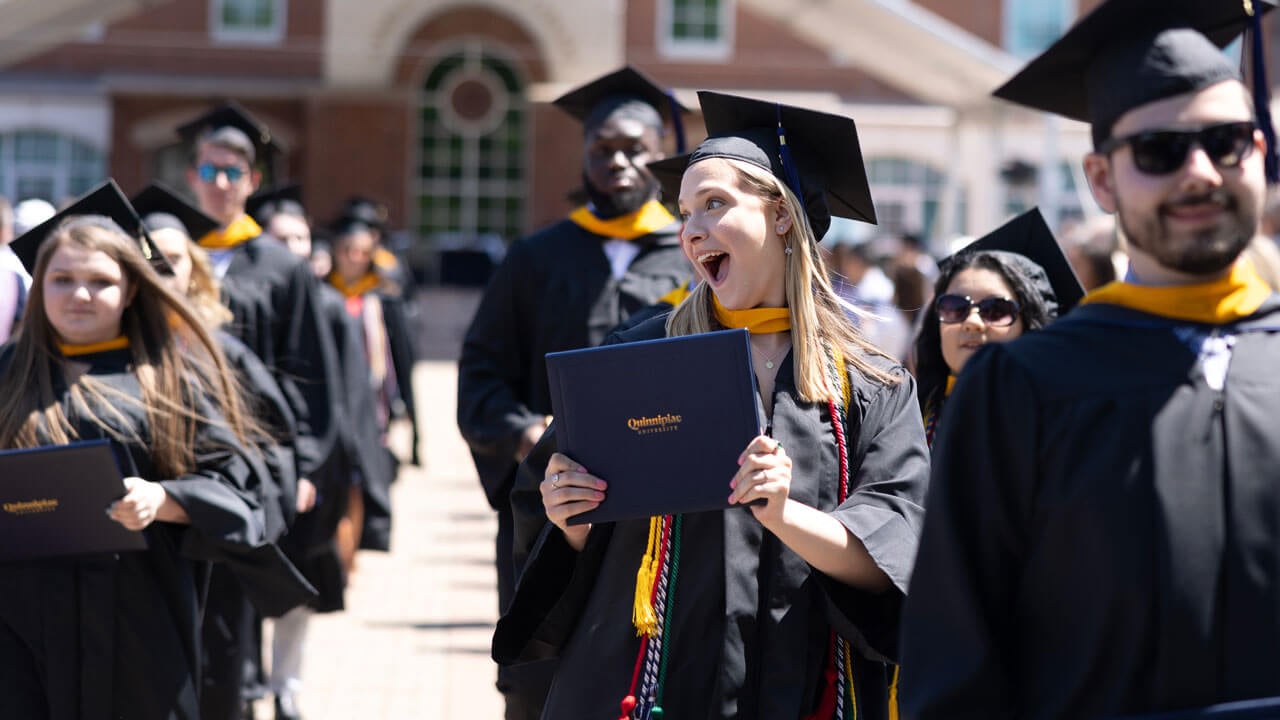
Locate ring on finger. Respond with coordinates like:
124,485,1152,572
551,472,561,489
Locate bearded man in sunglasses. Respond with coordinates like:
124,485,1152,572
901,1,1280,718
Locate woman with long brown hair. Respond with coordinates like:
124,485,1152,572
0,188,312,720
495,93,929,720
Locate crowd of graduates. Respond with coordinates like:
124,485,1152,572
9,0,1280,718
463,1,1280,719
0,103,418,720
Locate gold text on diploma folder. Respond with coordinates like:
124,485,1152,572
3,498,60,515
628,414,683,435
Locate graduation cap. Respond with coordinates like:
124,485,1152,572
994,0,1278,152
553,65,690,153
10,180,173,277
950,207,1085,316
245,183,304,225
333,195,387,233
175,101,280,165
648,90,875,241
130,182,220,242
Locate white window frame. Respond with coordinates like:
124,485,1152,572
415,43,527,244
1002,0,1074,60
657,0,734,62
210,0,287,46
0,129,106,204
866,156,947,238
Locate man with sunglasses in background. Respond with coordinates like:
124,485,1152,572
901,0,1280,717
180,103,340,720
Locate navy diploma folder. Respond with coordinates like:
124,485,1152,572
0,439,146,562
545,328,762,525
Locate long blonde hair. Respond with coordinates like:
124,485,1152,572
0,218,264,478
184,239,234,328
666,160,899,402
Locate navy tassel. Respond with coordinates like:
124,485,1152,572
775,104,807,213
1248,5,1280,184
666,90,687,155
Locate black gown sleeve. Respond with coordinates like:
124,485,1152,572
220,331,299,543
271,258,342,483
162,391,317,618
382,294,421,466
819,366,930,663
898,345,1038,719
456,241,543,504
491,518,614,666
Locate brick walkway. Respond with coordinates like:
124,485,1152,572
254,288,506,719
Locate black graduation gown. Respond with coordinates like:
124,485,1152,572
316,283,396,553
217,235,341,494
493,317,930,719
899,298,1280,719
456,219,691,508
0,347,313,720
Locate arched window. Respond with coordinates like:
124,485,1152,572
865,157,948,239
416,45,526,245
0,130,105,203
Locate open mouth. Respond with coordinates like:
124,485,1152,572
697,250,729,285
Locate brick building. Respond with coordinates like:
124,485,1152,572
0,0,1271,272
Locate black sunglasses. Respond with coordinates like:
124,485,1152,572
1098,121,1256,175
935,294,1020,327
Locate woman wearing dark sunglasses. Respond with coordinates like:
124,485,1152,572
914,250,1055,446
913,208,1084,447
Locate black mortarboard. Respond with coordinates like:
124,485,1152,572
10,180,173,277
245,183,304,225
334,195,387,233
952,207,1085,316
648,91,876,240
130,182,220,242
994,0,1277,149
175,101,280,165
553,66,690,152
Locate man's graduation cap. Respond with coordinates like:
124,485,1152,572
994,0,1278,152
245,183,304,225
553,65,690,153
648,90,876,240
951,207,1085,316
10,180,173,277
130,182,220,242
176,101,280,165
333,195,387,233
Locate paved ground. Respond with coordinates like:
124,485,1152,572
254,287,506,720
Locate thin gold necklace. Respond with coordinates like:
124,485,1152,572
752,339,791,370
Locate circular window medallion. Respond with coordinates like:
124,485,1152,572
439,69,508,136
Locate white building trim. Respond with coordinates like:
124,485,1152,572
0,0,162,68
738,0,1021,110
325,0,625,89
0,92,111,151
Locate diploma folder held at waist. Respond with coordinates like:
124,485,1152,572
0,439,146,562
546,328,761,525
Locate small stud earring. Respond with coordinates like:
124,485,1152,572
776,226,785,233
